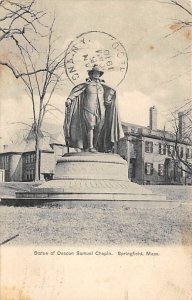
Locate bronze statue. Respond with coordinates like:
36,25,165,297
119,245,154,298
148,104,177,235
64,65,124,153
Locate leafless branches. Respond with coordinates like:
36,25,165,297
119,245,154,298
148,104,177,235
164,100,192,175
161,0,192,59
160,0,192,16
0,0,45,45
168,1,192,17
160,1,192,178
13,20,65,180
0,0,49,79
0,1,65,180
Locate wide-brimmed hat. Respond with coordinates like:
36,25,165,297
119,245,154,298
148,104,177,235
88,64,104,77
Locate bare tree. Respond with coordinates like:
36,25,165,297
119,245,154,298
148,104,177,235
15,22,64,180
164,99,192,177
0,1,65,181
161,0,192,178
1,13,65,180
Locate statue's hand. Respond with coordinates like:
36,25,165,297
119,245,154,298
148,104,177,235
105,89,115,106
65,98,71,107
104,99,112,106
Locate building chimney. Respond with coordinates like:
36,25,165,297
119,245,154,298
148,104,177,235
149,106,157,130
178,111,185,139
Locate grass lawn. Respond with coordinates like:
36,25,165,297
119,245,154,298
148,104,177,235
0,183,191,246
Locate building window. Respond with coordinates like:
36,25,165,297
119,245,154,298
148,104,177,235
30,169,35,180
0,156,4,169
158,164,164,176
0,157,2,168
159,143,166,155
167,145,175,157
175,146,180,157
131,140,137,157
25,168,35,181
131,128,135,133
186,148,192,159
187,165,192,178
173,162,180,182
145,163,153,175
0,155,9,169
180,147,183,158
129,159,136,179
145,141,153,153
186,148,190,159
167,145,171,156
25,154,29,163
30,153,35,163
25,153,36,164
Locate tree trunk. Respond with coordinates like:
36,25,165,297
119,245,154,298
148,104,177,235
35,133,40,181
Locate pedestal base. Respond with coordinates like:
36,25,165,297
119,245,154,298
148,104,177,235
1,152,167,206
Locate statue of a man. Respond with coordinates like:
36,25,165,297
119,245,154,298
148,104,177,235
64,65,124,152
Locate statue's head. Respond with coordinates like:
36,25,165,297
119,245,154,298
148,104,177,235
88,64,104,79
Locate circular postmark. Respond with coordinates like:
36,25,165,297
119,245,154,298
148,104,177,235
64,31,128,88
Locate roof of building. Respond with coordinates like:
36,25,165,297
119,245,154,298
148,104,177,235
0,124,65,155
122,121,146,129
122,121,166,136
0,137,55,154
122,122,191,145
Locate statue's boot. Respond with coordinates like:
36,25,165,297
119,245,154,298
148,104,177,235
89,147,97,153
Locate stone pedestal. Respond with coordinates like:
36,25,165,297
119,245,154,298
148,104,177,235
14,152,166,202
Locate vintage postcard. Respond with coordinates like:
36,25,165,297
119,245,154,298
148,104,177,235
0,0,191,299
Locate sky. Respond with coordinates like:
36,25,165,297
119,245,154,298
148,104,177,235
0,0,191,145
